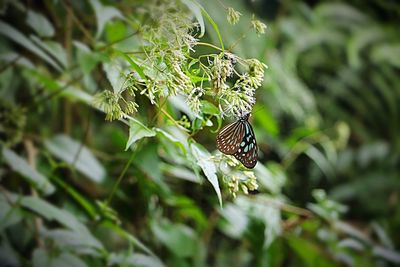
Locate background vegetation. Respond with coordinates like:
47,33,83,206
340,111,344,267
1,0,399,266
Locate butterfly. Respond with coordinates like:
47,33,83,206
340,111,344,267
216,113,258,168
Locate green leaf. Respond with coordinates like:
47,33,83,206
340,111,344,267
315,3,368,26
60,85,94,104
253,162,286,194
160,163,201,183
2,148,55,195
308,189,347,221
27,69,93,104
190,143,222,207
50,175,97,219
44,134,106,183
155,128,187,153
33,249,49,267
0,21,62,71
372,222,394,249
133,142,163,185
18,195,103,251
114,50,146,80
347,27,385,69
89,0,123,39
151,219,198,258
287,235,337,267
198,4,224,50
0,193,23,231
33,249,88,267
102,61,127,94
20,196,84,231
0,237,20,267
181,0,205,37
371,43,400,68
31,36,68,68
235,196,281,247
51,253,87,267
169,95,197,120
101,221,157,257
109,253,165,267
200,101,219,115
26,9,55,37
372,246,400,264
219,203,248,238
254,105,279,137
305,146,335,179
105,20,126,42
0,52,34,69
42,228,102,255
186,72,208,84
74,41,103,75
125,117,156,150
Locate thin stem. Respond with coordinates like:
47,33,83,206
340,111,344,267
281,131,329,170
252,197,314,218
216,0,227,9
124,50,147,55
99,30,141,51
155,104,190,133
71,109,92,167
228,25,252,51
104,151,136,206
24,139,44,248
61,0,96,47
28,75,84,111
195,42,224,52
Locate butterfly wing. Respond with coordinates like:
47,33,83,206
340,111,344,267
216,121,245,155
233,121,258,168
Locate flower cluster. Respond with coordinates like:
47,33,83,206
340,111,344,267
225,171,258,198
212,53,265,118
168,54,194,95
91,1,267,200
211,53,236,91
251,17,267,36
216,154,259,198
93,89,138,121
94,1,266,131
227,7,242,25
247,59,265,88
186,87,203,114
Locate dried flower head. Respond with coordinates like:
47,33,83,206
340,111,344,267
247,59,265,88
93,90,138,121
227,7,242,25
218,154,259,197
251,17,267,36
211,53,236,91
243,171,258,191
227,175,240,198
186,87,203,114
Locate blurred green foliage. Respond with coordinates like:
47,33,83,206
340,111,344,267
0,0,399,267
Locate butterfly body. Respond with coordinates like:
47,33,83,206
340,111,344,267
216,114,258,168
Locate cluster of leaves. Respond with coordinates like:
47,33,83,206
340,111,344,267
268,1,400,266
201,0,400,265
0,0,399,267
268,0,400,241
0,0,272,266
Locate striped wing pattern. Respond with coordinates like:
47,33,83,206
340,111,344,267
216,115,258,169
233,122,257,168
216,121,245,155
